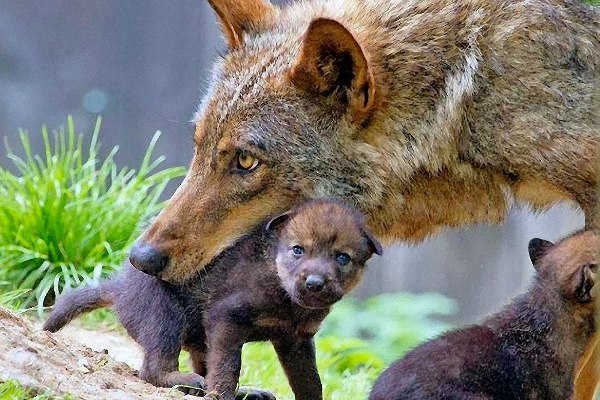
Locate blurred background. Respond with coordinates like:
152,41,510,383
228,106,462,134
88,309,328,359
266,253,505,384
0,0,585,325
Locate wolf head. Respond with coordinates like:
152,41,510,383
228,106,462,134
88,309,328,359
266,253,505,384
129,0,389,283
268,199,382,309
528,231,599,310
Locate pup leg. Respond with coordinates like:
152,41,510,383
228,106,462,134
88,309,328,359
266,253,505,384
137,319,206,395
204,322,245,400
187,345,207,378
203,330,275,400
273,338,322,400
202,330,273,400
139,348,206,395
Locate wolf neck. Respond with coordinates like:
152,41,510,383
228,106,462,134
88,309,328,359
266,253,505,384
286,0,515,242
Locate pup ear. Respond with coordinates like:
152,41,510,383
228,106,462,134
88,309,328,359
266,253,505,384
574,264,597,303
290,18,376,125
363,230,383,256
265,211,291,233
207,0,278,49
528,238,554,266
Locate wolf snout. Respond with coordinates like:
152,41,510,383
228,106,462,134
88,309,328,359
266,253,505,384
129,240,170,276
304,274,326,292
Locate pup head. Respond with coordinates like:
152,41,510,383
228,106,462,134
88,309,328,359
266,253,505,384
267,199,382,309
129,0,387,283
528,231,599,310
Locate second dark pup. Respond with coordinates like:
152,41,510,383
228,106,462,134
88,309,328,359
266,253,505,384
369,230,598,400
44,199,381,400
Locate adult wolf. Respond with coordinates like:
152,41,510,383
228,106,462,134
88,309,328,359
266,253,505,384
128,0,599,396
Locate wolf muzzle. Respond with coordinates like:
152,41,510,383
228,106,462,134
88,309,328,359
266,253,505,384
129,240,170,276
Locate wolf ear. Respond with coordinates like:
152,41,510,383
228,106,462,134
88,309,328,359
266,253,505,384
364,230,383,256
574,264,597,303
290,18,376,125
528,238,554,267
266,211,291,233
207,0,278,49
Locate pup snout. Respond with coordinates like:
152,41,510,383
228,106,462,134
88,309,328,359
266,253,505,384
129,240,169,276
304,274,326,292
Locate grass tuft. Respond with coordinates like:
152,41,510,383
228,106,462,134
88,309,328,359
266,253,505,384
0,282,29,311
0,116,186,314
0,380,77,400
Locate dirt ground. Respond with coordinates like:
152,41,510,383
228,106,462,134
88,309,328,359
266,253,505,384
0,307,195,400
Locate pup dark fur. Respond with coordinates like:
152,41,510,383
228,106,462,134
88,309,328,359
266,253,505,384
44,199,381,400
370,231,598,400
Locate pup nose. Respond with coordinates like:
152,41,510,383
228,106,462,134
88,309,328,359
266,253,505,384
129,241,169,276
305,275,326,292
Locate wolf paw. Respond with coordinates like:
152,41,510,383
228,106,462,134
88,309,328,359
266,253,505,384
235,387,276,400
164,371,207,396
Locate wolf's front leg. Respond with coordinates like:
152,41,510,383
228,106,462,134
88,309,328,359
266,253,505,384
273,337,322,400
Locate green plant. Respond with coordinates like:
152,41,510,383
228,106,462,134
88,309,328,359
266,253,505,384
320,292,457,363
0,117,186,314
0,282,28,311
0,380,77,400
0,380,40,400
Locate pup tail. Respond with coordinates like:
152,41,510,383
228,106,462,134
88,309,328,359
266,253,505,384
43,281,113,332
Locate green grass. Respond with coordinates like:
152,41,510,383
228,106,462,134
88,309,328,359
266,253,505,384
0,380,77,400
0,117,186,314
0,283,29,311
320,292,457,363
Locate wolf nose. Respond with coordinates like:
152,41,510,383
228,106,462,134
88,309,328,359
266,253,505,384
129,241,169,276
305,274,326,292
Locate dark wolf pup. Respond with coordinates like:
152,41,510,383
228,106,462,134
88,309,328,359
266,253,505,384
369,231,598,400
44,199,382,400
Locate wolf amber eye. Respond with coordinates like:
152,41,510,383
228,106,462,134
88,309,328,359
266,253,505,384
292,246,304,256
237,151,260,171
335,253,351,266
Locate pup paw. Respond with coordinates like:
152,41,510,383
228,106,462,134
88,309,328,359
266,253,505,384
164,371,207,396
235,387,276,400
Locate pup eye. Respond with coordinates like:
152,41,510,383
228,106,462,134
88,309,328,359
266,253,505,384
292,245,304,256
236,151,260,172
335,253,351,266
